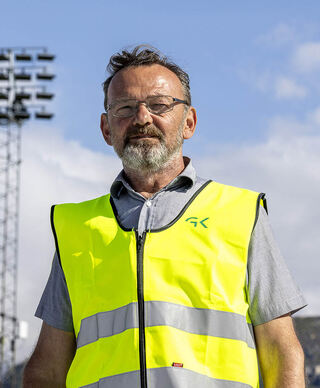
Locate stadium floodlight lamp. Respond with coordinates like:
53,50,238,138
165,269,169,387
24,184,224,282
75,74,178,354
36,71,55,80
0,108,9,120
0,52,9,61
35,110,54,119
13,110,31,120
14,72,32,81
15,53,32,61
37,52,55,61
36,91,54,100
0,90,8,100
0,72,9,81
15,91,31,100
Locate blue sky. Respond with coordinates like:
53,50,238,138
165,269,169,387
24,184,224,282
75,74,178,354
1,1,320,361
3,0,320,152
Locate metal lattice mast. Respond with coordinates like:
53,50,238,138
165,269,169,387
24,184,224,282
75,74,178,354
0,121,21,381
0,47,55,384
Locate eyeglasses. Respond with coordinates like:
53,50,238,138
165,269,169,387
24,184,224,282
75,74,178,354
106,95,189,118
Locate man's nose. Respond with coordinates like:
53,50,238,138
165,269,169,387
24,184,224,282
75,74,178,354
132,103,153,126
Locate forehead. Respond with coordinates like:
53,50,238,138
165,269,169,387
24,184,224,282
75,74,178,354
108,64,183,101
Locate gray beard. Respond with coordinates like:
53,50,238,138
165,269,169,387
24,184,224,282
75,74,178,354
121,137,183,172
112,123,184,173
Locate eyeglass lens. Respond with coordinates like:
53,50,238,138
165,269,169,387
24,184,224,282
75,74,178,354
110,96,178,117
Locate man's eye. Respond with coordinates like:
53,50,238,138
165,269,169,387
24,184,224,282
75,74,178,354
150,104,168,111
116,105,134,114
118,105,133,110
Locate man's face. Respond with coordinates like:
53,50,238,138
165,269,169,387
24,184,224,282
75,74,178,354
100,64,195,172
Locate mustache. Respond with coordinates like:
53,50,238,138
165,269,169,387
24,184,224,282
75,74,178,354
124,125,164,145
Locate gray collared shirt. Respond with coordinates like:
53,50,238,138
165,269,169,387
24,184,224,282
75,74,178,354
110,158,208,235
35,158,307,331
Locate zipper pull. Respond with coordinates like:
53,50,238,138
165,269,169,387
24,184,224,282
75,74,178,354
136,230,144,249
137,235,142,250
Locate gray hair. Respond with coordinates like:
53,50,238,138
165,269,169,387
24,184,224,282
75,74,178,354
102,45,191,110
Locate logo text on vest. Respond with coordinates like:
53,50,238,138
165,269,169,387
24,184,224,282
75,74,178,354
185,217,209,228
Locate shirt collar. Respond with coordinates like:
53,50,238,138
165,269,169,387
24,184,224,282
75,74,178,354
110,156,196,200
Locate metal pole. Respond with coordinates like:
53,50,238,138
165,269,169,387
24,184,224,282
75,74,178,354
0,45,54,385
0,50,20,386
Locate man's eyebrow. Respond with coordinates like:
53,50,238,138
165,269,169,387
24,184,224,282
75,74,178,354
112,94,168,102
112,97,137,102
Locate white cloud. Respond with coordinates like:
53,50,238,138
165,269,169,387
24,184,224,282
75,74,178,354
256,23,296,47
292,42,320,72
16,112,320,362
274,77,307,99
253,71,272,93
195,109,320,320
248,73,308,100
307,106,320,126
244,27,320,100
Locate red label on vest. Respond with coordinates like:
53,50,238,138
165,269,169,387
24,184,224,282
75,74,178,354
172,362,183,367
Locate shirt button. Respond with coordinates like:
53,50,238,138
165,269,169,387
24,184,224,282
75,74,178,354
146,200,152,207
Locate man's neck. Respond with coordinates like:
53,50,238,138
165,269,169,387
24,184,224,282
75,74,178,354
123,155,186,199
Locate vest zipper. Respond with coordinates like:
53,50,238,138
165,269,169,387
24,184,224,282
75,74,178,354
136,230,147,388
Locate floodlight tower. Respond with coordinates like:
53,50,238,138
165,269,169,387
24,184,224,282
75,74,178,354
0,46,55,385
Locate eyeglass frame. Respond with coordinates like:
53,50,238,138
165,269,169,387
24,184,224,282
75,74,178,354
105,95,189,118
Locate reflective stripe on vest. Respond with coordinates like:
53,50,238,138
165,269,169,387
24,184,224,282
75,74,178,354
77,301,255,349
51,181,265,388
81,367,254,388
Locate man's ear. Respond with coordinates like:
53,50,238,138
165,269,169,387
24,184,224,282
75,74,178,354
100,113,113,145
183,107,197,140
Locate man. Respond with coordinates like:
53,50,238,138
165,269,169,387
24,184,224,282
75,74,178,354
24,45,307,388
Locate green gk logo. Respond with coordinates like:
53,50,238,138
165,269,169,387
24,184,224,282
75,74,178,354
185,217,209,228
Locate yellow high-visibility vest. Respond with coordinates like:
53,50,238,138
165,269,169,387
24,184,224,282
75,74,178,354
51,180,266,388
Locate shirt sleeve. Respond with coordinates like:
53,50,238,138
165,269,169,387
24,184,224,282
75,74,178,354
247,205,307,326
35,252,74,332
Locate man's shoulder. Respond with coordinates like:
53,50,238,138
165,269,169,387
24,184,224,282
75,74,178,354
51,194,112,221
199,180,266,216
53,194,110,209
204,179,262,196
